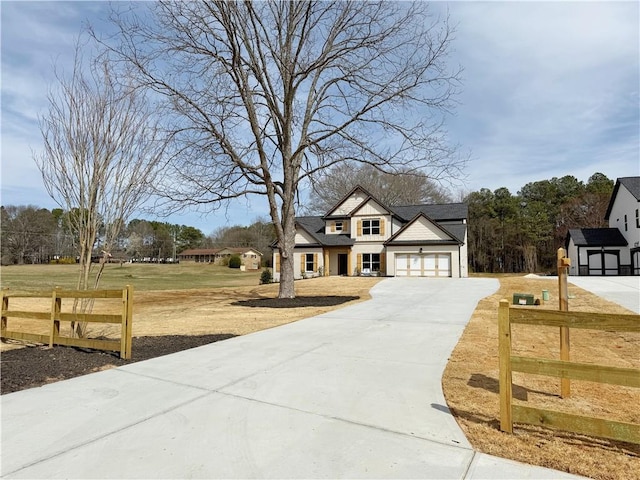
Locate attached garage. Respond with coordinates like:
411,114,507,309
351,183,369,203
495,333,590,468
395,253,451,277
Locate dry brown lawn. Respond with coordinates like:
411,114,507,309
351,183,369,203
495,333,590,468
2,274,638,479
443,275,639,480
1,276,382,349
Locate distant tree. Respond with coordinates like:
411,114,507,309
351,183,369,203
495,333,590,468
176,226,205,252
34,41,166,336
102,1,464,298
585,172,614,195
467,172,614,274
208,217,275,265
126,220,156,259
466,189,500,273
306,162,451,214
148,221,174,261
228,255,242,269
555,173,613,246
0,206,56,265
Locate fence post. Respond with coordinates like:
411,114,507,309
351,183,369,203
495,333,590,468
120,285,133,360
49,287,62,348
498,299,513,433
1,289,8,340
557,247,571,398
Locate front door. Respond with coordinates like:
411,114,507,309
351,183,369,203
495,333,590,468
338,254,348,275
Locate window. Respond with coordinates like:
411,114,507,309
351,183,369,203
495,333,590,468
335,221,343,232
362,219,380,235
624,214,628,232
362,253,380,272
636,209,639,228
305,253,314,272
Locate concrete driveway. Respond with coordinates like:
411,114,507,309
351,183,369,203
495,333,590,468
1,278,585,479
568,276,640,313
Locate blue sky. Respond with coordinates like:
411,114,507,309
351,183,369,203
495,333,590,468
1,1,638,235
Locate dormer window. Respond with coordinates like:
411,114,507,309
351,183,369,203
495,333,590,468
363,219,380,235
335,221,343,232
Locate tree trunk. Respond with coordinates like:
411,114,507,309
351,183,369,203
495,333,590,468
278,198,297,299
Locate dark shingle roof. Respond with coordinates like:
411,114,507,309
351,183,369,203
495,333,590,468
385,213,466,245
391,203,468,222
620,177,640,200
567,228,628,247
295,217,355,247
605,176,640,220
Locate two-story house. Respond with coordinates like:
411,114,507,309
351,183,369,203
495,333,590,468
272,186,468,280
566,176,640,275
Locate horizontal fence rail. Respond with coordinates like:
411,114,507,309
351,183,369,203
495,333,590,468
1,286,133,359
499,300,640,445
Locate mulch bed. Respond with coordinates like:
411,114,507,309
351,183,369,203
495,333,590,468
0,334,235,395
232,295,359,308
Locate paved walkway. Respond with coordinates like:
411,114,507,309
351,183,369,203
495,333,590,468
1,278,585,479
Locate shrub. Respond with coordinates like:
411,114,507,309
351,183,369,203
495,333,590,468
228,255,242,269
260,268,272,284
50,257,76,265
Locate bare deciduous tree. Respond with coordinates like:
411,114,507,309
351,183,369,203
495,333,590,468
103,1,464,298
305,162,452,214
34,42,166,336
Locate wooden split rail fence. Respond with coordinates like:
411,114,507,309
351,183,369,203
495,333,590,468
498,300,640,444
1,286,133,359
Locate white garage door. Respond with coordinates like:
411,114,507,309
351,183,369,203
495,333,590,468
395,253,451,277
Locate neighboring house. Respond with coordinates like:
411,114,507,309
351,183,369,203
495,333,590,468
178,247,263,270
566,176,640,276
272,185,468,280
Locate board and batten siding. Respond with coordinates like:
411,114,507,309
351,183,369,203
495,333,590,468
351,199,388,217
331,192,368,215
294,229,316,245
394,217,450,241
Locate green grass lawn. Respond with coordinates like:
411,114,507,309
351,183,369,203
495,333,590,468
0,263,264,291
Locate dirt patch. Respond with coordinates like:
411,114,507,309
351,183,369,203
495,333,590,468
442,275,640,480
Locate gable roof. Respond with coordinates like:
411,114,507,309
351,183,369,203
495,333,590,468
323,185,382,218
178,248,221,256
391,203,468,222
605,176,640,220
385,213,464,245
295,217,355,247
566,228,628,247
219,247,263,256
178,247,263,256
348,196,392,217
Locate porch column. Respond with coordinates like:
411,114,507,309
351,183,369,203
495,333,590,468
324,250,330,276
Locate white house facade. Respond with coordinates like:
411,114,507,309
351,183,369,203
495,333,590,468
566,176,640,276
272,186,468,280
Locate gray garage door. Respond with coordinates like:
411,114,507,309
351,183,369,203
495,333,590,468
395,253,451,277
587,250,619,276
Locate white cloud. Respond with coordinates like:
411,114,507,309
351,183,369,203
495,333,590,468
1,1,638,227
442,1,639,195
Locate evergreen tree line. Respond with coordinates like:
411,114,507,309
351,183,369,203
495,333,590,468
466,172,614,274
